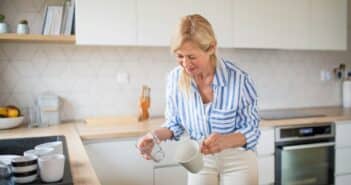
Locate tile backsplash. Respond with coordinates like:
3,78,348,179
1,0,351,121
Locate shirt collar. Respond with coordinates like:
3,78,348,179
212,58,228,87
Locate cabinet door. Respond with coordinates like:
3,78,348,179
233,0,281,49
336,121,351,148
336,174,351,185
257,128,275,156
279,0,310,49
310,0,347,50
258,155,275,185
335,148,351,175
154,165,187,185
137,0,233,48
84,138,153,185
76,0,137,45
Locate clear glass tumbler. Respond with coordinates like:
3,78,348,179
136,132,165,163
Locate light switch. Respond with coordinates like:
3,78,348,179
116,72,129,84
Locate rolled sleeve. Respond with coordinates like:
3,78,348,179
235,75,261,150
161,72,184,140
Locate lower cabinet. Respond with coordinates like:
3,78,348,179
154,164,187,185
84,128,276,185
258,155,275,185
84,137,187,185
257,127,275,185
335,174,351,185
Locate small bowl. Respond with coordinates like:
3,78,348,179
23,148,54,158
12,169,38,184
0,116,24,130
11,156,37,173
35,141,63,154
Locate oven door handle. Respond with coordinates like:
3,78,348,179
282,142,335,151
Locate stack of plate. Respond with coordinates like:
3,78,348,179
11,156,38,184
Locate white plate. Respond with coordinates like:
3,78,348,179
0,116,24,129
0,155,21,165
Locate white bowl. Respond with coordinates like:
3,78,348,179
0,155,21,165
35,141,63,154
0,116,24,130
24,148,54,158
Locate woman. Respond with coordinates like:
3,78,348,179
137,14,260,185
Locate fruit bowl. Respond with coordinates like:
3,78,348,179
0,116,24,130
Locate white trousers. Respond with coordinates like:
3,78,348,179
188,148,258,185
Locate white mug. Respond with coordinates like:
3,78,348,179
38,154,65,182
23,147,54,158
35,141,63,154
175,138,204,173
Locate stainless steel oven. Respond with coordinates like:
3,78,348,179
275,123,335,185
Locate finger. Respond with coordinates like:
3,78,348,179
204,133,218,146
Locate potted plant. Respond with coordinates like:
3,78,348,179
17,19,29,34
0,14,9,33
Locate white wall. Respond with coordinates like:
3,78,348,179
0,0,351,121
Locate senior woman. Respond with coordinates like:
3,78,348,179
137,14,260,185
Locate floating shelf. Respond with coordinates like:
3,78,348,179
0,33,75,43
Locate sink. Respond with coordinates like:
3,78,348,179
0,135,73,185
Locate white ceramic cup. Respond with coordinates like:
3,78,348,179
35,141,63,154
175,138,204,173
24,147,55,158
38,154,65,183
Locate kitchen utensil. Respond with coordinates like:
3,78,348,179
136,132,165,163
175,137,204,173
35,141,63,154
0,116,24,130
23,147,55,158
36,93,62,127
38,154,65,183
0,161,11,179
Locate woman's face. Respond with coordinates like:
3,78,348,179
175,41,213,76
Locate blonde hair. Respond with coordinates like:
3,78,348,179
170,14,218,96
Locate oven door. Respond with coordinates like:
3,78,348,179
275,141,335,185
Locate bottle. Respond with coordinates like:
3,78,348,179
138,85,151,121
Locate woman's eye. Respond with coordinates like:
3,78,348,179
188,56,196,60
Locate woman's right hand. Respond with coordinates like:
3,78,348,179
137,133,155,160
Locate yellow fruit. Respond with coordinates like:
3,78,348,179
7,108,19,117
0,107,8,117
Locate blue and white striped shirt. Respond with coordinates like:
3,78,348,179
162,58,260,150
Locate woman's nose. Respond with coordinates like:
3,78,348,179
182,57,192,67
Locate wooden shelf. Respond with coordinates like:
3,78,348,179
0,33,75,43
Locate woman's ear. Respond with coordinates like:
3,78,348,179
207,43,217,55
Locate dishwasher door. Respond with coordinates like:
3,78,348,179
275,141,335,185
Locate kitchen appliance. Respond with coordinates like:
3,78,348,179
0,136,73,185
37,93,62,126
343,80,351,107
275,123,335,185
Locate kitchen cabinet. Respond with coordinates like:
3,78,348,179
137,0,233,48
84,138,153,185
75,0,137,45
84,138,187,185
154,164,187,185
336,174,351,185
310,0,347,50
256,127,275,185
335,120,351,185
233,0,347,50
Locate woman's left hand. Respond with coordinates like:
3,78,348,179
200,133,231,155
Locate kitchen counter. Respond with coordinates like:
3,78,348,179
0,123,101,185
1,106,351,185
77,106,351,141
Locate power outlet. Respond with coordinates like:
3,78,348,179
320,70,332,81
116,72,129,84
